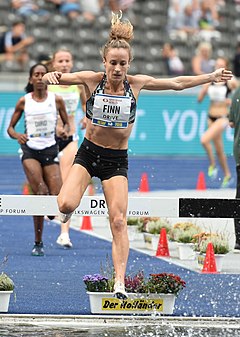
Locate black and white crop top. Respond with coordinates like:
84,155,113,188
86,74,136,128
207,82,231,102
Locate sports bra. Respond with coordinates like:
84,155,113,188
86,74,137,124
48,85,80,116
208,82,231,102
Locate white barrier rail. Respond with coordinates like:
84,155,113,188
0,195,240,218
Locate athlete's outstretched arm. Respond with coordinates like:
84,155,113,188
139,68,233,91
42,70,96,86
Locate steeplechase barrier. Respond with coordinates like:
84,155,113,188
0,195,239,218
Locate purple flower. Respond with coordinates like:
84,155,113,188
83,273,110,292
83,271,186,295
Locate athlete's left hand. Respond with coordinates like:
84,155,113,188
80,116,87,130
59,127,68,140
213,68,233,82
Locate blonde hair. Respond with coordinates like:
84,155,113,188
44,48,73,71
52,48,73,61
101,11,134,61
196,41,212,56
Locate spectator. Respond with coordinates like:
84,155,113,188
108,0,135,11
118,0,135,12
108,0,135,21
11,0,50,18
46,0,61,10
108,0,119,11
79,0,102,22
233,43,240,78
162,42,185,76
167,0,184,37
198,0,221,42
47,0,82,20
191,41,215,75
167,0,200,41
180,3,201,39
0,20,34,71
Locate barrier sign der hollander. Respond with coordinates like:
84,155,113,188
87,292,176,314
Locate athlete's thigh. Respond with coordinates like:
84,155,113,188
202,119,226,142
58,164,92,207
212,130,224,152
102,176,128,219
60,141,78,181
43,164,62,195
22,159,47,194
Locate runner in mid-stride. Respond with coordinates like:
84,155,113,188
42,11,233,299
7,63,69,257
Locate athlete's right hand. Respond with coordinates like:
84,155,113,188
43,71,62,84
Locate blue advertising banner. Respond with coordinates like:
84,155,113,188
127,93,233,155
0,92,24,154
0,91,234,155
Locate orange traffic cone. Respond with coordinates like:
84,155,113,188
139,172,149,192
202,242,218,273
88,182,95,196
156,228,170,257
196,171,206,190
80,216,93,231
22,181,32,195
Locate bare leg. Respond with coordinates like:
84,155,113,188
22,159,49,255
201,141,215,167
59,141,78,182
201,118,230,177
57,164,91,219
102,176,129,298
213,133,231,178
201,119,216,168
33,216,44,242
42,164,74,246
58,141,78,244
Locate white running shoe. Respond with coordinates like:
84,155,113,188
113,281,128,299
56,233,73,248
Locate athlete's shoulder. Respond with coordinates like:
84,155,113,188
15,95,26,111
76,71,103,79
54,93,64,103
126,74,154,91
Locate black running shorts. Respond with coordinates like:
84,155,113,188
21,143,59,167
73,138,128,181
56,135,73,152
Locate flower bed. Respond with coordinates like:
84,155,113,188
83,271,186,315
192,232,230,255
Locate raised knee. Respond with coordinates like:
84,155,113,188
57,195,74,214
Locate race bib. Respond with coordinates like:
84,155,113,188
92,93,131,128
27,111,56,138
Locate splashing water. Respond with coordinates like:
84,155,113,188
0,324,240,337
